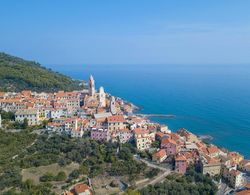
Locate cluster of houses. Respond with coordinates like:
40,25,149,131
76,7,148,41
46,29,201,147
0,75,249,191
153,128,250,189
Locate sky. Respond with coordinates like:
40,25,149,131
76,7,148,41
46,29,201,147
0,0,250,65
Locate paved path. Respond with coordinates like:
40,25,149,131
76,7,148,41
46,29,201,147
217,184,233,195
133,156,172,190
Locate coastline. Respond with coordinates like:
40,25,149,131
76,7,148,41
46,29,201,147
131,101,245,159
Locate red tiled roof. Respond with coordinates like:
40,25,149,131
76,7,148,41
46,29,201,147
107,115,125,123
235,189,250,195
161,138,177,145
156,132,168,138
154,149,166,158
229,169,241,176
134,128,149,135
170,133,180,141
74,183,91,194
207,145,220,154
245,183,250,189
175,154,187,161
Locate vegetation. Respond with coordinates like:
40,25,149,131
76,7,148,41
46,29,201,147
0,130,37,170
39,171,66,182
0,52,82,92
140,167,218,195
0,130,147,193
145,168,160,179
0,129,218,195
0,109,15,121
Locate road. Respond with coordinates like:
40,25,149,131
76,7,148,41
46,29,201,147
133,155,172,190
134,156,170,172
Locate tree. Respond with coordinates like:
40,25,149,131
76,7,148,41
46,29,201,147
79,164,89,175
68,169,80,181
145,168,160,178
22,179,34,190
55,171,66,181
22,118,28,129
39,172,54,182
124,189,141,195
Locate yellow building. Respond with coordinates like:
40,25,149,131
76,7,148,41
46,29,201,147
107,115,126,132
134,128,152,151
200,156,221,176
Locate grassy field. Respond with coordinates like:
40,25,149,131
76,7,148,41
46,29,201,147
21,162,79,184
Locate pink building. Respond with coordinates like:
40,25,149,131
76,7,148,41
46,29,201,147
91,128,110,141
175,154,187,174
161,138,178,155
117,129,133,143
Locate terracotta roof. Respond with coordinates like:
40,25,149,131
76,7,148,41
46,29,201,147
207,145,220,154
155,132,169,138
63,190,74,195
130,116,145,123
175,154,187,161
48,122,61,127
107,115,125,123
0,92,6,97
74,183,91,194
134,128,149,135
170,133,180,141
245,183,250,189
229,169,241,176
154,149,166,158
161,138,177,145
207,156,220,164
236,190,250,195
196,142,206,149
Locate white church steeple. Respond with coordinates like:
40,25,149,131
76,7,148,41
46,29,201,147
99,86,106,107
89,75,95,96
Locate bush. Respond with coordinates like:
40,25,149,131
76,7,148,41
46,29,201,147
68,169,80,181
39,172,54,182
145,168,160,178
55,171,66,181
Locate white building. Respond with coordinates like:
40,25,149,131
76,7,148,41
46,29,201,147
228,169,245,188
160,125,171,134
15,109,41,126
110,96,117,115
0,100,26,112
44,109,67,119
224,167,246,189
89,75,95,96
99,86,106,107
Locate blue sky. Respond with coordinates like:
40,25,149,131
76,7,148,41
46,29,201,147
0,0,250,65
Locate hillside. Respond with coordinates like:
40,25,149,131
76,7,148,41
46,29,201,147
0,52,82,92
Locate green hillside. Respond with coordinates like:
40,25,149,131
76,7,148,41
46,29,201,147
0,52,82,92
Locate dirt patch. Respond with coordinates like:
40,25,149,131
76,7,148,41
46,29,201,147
92,175,121,195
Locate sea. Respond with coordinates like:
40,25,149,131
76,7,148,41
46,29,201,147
46,64,250,158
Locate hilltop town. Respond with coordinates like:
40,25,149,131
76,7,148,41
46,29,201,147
0,75,250,195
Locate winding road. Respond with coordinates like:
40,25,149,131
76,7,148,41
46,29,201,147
133,156,172,190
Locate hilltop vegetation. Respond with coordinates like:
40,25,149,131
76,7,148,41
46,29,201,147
0,130,148,194
140,168,218,195
0,52,82,92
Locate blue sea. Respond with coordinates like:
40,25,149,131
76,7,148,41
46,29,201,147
47,64,250,158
